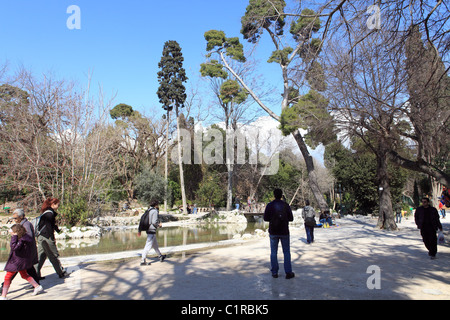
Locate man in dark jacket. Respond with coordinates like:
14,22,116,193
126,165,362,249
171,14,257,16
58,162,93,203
415,197,443,259
264,189,294,279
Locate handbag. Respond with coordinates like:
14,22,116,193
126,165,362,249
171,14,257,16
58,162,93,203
438,231,445,244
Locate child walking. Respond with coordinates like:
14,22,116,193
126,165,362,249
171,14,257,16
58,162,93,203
1,224,43,300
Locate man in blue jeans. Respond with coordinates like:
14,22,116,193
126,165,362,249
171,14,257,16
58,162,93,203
263,189,295,279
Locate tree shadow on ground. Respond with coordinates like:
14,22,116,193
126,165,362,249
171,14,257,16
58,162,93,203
10,218,450,300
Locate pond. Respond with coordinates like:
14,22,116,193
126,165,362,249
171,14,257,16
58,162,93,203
0,221,268,263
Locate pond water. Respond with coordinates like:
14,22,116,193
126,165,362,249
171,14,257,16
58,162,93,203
0,221,268,263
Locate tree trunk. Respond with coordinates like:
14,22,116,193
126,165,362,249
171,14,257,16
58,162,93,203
176,107,187,214
226,127,234,211
376,144,397,230
292,129,328,212
226,163,233,211
164,110,170,213
430,178,441,208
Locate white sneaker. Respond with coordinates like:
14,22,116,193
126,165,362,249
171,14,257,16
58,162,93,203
0,296,8,300
32,285,43,296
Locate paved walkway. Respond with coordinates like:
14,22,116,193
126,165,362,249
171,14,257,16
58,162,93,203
1,217,449,300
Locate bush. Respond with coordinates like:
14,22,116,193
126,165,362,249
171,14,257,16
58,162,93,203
196,173,226,208
59,195,90,227
134,169,166,206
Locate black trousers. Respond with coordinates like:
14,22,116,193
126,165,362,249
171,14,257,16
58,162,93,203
420,228,438,257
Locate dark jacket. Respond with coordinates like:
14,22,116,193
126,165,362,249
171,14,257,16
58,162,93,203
415,205,442,231
38,208,60,239
264,199,293,236
4,234,35,272
20,218,38,265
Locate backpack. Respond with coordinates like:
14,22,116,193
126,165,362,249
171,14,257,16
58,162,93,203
138,209,150,232
31,210,51,237
304,206,316,227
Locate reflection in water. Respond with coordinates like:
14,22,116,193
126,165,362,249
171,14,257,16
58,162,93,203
0,221,267,262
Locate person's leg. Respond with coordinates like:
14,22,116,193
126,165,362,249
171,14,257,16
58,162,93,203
149,233,162,257
1,272,16,297
18,270,43,295
26,266,40,285
141,233,153,264
18,270,38,287
36,236,48,278
305,224,311,243
280,235,292,274
40,237,65,277
428,231,438,257
421,229,438,257
269,235,279,276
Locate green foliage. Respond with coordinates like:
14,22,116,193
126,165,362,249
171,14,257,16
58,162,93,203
224,37,246,62
134,168,166,206
325,140,408,214
241,0,286,43
200,60,228,79
204,30,246,62
219,80,248,105
263,158,301,195
105,178,128,202
157,40,188,111
196,173,226,207
109,103,134,120
267,47,293,65
306,61,326,91
290,9,321,41
279,104,301,136
205,30,226,51
0,84,29,108
280,90,335,148
60,195,90,227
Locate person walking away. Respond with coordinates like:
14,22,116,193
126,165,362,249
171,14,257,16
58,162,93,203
415,197,443,259
235,196,240,211
263,189,295,279
302,200,317,244
395,201,402,223
0,209,40,293
1,224,43,300
36,198,67,279
138,200,166,265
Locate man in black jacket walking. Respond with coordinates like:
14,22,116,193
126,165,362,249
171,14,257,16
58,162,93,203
264,189,295,279
415,197,443,259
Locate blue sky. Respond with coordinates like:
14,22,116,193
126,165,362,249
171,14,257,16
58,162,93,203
0,0,282,117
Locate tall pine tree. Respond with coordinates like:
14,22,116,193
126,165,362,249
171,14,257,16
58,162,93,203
157,40,188,213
